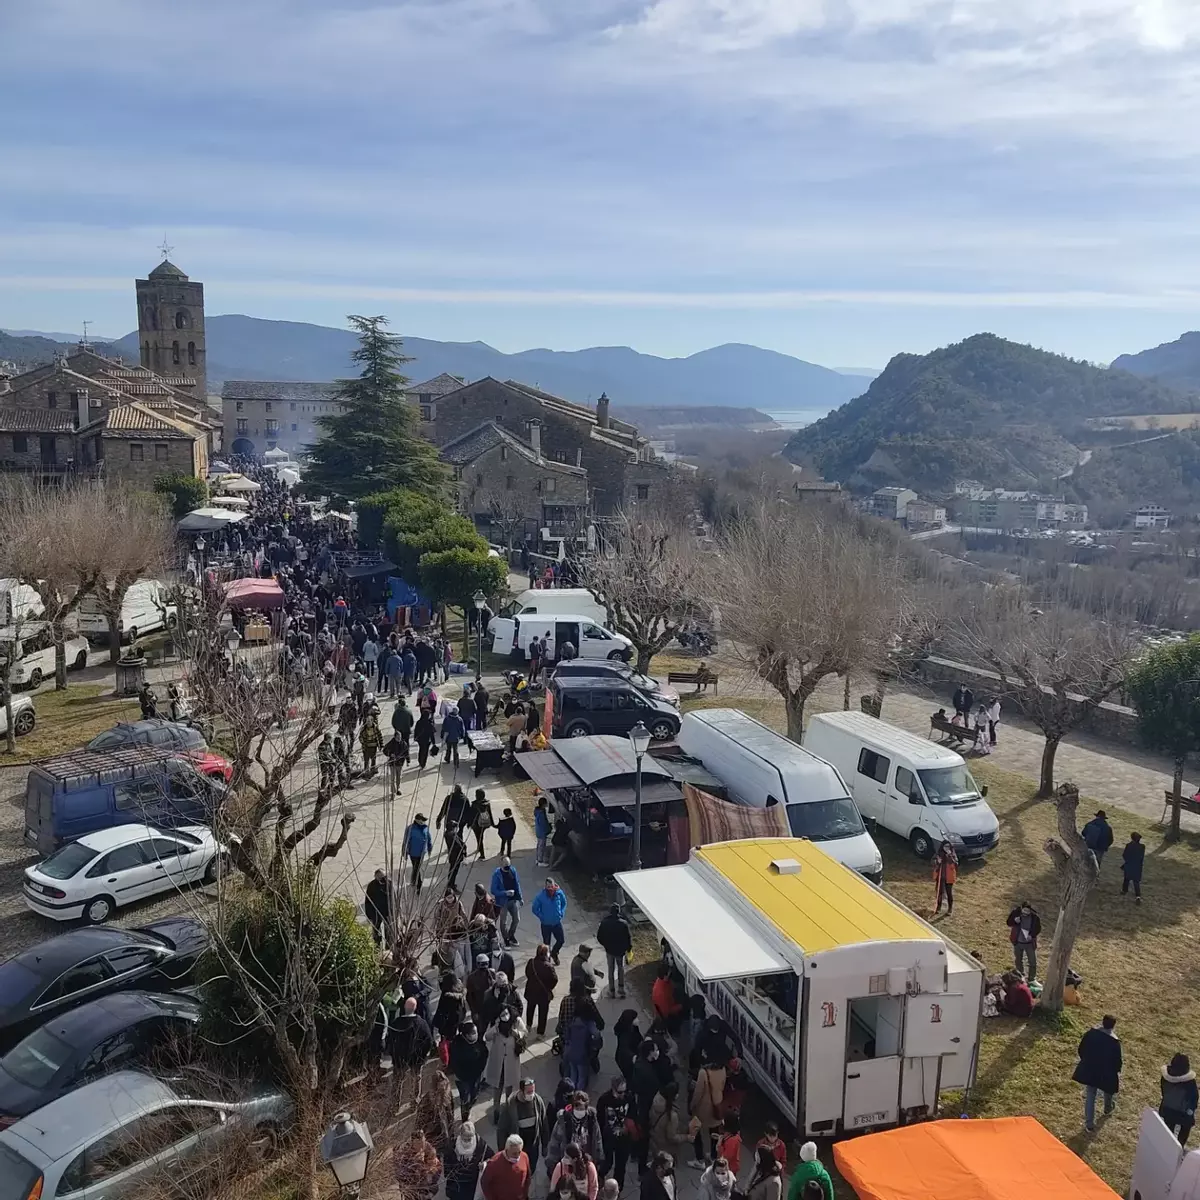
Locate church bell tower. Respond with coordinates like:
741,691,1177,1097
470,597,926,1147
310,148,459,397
135,248,207,398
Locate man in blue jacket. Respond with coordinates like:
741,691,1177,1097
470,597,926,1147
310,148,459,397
531,877,568,964
404,813,433,892
491,856,523,947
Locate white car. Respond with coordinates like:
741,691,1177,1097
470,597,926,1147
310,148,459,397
0,623,89,688
0,694,35,737
23,824,226,925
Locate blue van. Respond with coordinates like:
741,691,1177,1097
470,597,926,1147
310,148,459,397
24,748,226,857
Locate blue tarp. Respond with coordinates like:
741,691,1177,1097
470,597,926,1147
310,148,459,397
388,577,432,626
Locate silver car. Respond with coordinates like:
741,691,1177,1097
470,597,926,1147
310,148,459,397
0,1069,291,1199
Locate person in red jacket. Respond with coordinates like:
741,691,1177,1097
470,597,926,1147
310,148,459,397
482,1135,531,1200
651,966,682,1025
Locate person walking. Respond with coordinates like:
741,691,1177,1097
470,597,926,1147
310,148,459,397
1007,900,1042,981
388,996,434,1074
529,636,543,686
533,878,568,964
474,680,491,732
359,710,382,777
952,682,973,721
688,1056,727,1169
491,856,523,946
485,1009,528,1124
524,943,558,1036
986,696,1001,746
391,694,414,759
446,820,469,892
641,1153,676,1200
699,1158,736,1200
932,840,958,916
562,1009,599,1091
415,709,437,769
497,1080,550,1178
746,1146,783,1200
1121,831,1145,903
597,904,632,1000
435,972,468,1045
786,1144,833,1200
547,1091,605,1175
401,644,418,694
497,808,517,858
443,707,467,769
376,643,393,693
481,1136,531,1200
470,789,495,858
405,813,434,892
386,646,405,697
445,1121,495,1200
1073,1014,1122,1132
597,1078,632,1190
364,868,392,946
647,1083,689,1160
1160,1053,1199,1145
534,797,552,866
450,1020,490,1121
1082,810,1114,865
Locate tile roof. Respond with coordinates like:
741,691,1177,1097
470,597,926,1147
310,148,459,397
82,402,197,439
439,421,586,474
0,408,77,433
221,380,341,403
407,372,468,399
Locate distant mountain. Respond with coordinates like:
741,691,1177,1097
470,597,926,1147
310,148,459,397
0,330,122,369
830,367,882,379
1112,332,1200,395
96,315,867,410
785,333,1196,493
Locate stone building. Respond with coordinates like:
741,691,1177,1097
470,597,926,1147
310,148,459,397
135,260,207,400
405,373,468,423
222,380,340,458
441,419,589,544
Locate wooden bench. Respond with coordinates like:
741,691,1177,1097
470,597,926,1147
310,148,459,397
668,670,719,695
1161,790,1200,824
929,715,975,748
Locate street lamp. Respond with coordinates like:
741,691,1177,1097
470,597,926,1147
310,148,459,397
224,627,241,663
473,590,486,679
194,536,206,573
320,1111,374,1196
628,720,651,871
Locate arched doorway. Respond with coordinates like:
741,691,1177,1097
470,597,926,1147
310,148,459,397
231,437,257,457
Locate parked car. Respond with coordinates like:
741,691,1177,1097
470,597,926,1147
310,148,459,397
0,1069,291,1200
0,623,89,689
23,823,227,925
547,676,681,741
550,660,681,707
0,918,208,1052
77,579,176,644
0,990,201,1127
24,749,229,857
85,721,231,781
0,696,35,739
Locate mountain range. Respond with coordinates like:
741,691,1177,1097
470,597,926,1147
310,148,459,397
1112,332,1200,395
2,316,873,412
785,333,1199,495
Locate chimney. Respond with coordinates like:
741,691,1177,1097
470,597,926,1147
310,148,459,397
575,447,582,468
0,370,10,396
527,418,542,457
596,392,610,429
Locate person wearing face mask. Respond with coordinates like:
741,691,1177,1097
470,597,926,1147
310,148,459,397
549,1141,599,1200
597,1077,633,1190
444,1120,495,1200
498,1078,550,1177
699,1156,736,1200
631,1038,664,1171
482,1135,531,1200
547,1090,605,1176
641,1151,676,1200
450,1020,490,1121
481,972,522,1035
486,1007,528,1123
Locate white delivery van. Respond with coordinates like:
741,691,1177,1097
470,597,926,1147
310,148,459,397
804,710,1000,860
77,579,176,643
0,580,43,628
0,622,90,688
678,708,883,884
515,614,633,663
617,838,983,1137
490,588,607,657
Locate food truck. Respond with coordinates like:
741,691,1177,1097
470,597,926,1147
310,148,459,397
615,837,983,1137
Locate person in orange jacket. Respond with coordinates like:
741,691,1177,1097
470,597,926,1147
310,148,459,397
652,965,683,1026
932,840,959,916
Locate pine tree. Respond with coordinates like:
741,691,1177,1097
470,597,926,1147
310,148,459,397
304,315,447,504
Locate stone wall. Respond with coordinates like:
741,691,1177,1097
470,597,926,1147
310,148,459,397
0,432,72,470
101,437,199,488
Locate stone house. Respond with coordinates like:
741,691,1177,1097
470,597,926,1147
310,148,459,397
77,402,210,485
440,419,589,545
405,373,468,424
222,380,341,458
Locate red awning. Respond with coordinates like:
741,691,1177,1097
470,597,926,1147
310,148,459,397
224,578,285,609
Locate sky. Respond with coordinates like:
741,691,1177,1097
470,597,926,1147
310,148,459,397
4,0,1200,368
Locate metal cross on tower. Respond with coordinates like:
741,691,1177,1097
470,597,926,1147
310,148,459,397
158,236,174,260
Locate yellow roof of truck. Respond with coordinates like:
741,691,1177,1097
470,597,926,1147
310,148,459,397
696,838,939,955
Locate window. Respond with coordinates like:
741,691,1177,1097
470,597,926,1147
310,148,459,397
583,624,609,640
544,477,556,493
130,444,144,461
289,401,296,410
150,837,186,859
175,310,187,329
506,475,514,490
2,1026,73,1087
47,390,57,408
419,393,433,404
155,443,169,461
35,957,113,1008
590,690,615,711
69,391,79,410
895,766,917,799
236,401,244,412
636,484,650,501
143,340,151,365
171,340,180,365
236,419,248,435
265,419,280,434
857,748,891,784
420,406,432,421
264,401,273,412
187,341,196,366
500,445,508,462
12,434,27,454
615,690,646,710
95,843,151,873
291,423,298,432
104,944,159,976
111,779,158,813
78,1030,136,1079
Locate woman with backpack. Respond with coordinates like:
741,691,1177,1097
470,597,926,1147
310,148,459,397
469,788,495,858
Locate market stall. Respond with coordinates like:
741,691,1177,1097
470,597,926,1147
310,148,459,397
177,507,248,533
834,1116,1120,1200
224,578,285,610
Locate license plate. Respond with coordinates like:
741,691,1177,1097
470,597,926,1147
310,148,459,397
24,882,45,896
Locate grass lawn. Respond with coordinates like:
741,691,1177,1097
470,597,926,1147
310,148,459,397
1,683,141,764
672,683,1193,1192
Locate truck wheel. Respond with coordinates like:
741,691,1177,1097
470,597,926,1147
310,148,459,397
28,669,42,689
73,651,87,669
13,709,35,735
910,829,936,858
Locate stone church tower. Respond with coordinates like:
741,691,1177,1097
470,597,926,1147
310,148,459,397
136,258,207,398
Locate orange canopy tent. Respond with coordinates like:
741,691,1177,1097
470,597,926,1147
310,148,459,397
833,1117,1120,1200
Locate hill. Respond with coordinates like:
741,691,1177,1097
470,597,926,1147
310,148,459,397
1069,430,1200,525
1112,332,1200,395
0,331,123,370
98,316,866,410
784,333,1197,493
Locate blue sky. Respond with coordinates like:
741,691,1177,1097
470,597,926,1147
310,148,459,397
4,0,1200,367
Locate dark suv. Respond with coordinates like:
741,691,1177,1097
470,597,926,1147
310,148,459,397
548,676,680,742
550,661,681,707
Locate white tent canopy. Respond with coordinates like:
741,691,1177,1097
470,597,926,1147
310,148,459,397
210,495,250,509
262,447,289,461
215,474,262,493
177,507,249,533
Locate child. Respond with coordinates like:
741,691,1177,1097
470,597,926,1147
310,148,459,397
497,807,517,857
757,1121,786,1169
715,1114,742,1179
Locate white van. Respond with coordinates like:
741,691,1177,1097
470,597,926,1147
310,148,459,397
77,580,176,643
490,588,607,657
0,580,43,628
804,710,1000,859
0,622,90,688
677,708,884,883
515,613,633,663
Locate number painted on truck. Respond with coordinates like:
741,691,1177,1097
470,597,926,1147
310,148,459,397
821,1001,838,1028
930,1002,942,1024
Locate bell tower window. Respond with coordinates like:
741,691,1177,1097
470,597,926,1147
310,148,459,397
175,311,187,329
172,340,180,365
187,341,196,366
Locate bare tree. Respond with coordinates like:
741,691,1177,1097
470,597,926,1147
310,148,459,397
1041,782,1100,1011
956,593,1138,796
479,488,529,559
714,501,913,740
866,590,950,717
579,507,705,673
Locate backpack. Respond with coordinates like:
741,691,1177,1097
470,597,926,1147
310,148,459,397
476,804,494,829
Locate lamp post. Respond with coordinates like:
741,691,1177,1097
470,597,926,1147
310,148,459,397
473,590,486,679
194,536,206,574
224,626,241,665
628,720,651,871
320,1111,374,1197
